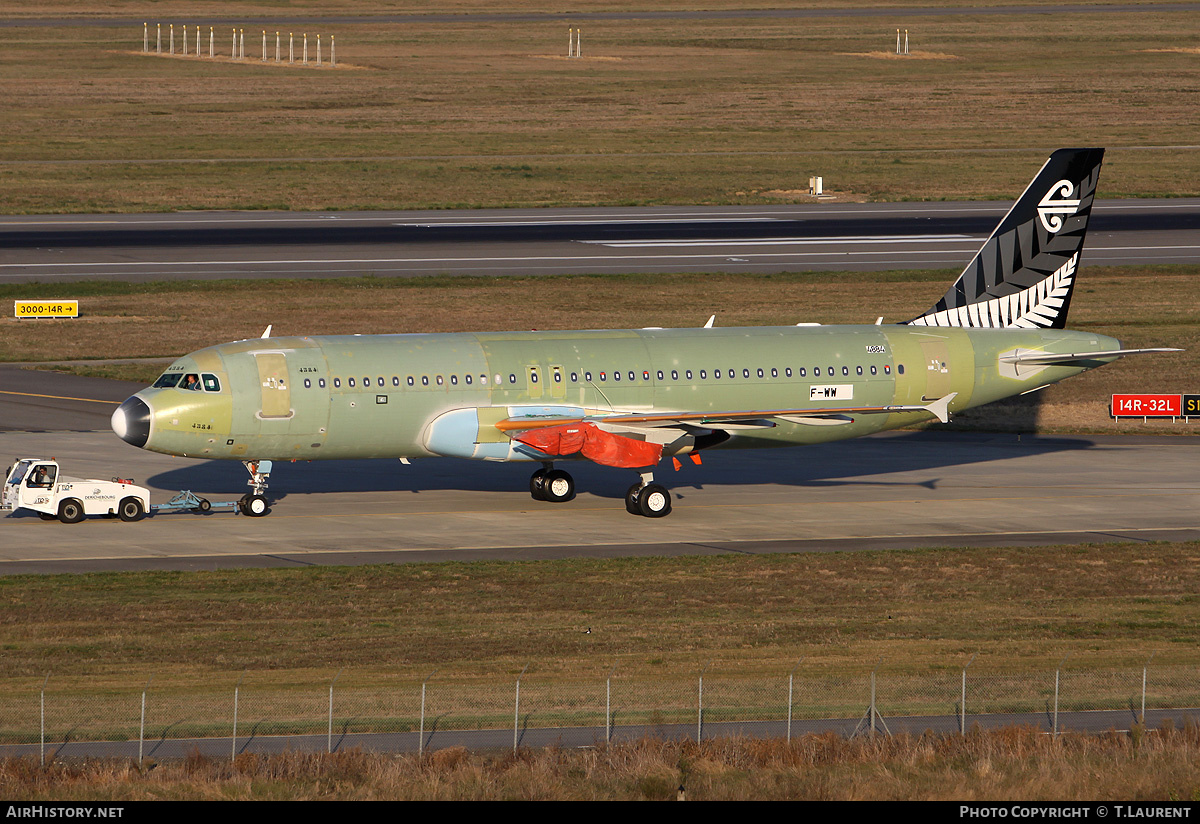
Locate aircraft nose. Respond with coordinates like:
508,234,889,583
112,396,152,448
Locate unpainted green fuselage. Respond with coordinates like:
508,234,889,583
129,324,1121,463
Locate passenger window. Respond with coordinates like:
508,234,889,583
599,372,606,382
813,367,821,377
787,368,794,378
856,366,863,376
686,370,692,380
451,375,458,385
700,370,707,379
319,379,326,388
884,365,892,375
657,371,664,380
743,369,750,378
643,371,651,381
842,367,849,376
304,379,311,389
422,376,429,386
509,374,516,384
870,366,877,376
714,369,721,379
614,371,621,382
436,376,444,386
757,368,764,378
771,368,778,378
898,364,905,375
585,371,593,382
334,378,341,388
465,374,472,385
671,370,678,380
571,372,578,382
407,376,415,386
349,378,356,387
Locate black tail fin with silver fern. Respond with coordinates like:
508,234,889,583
907,148,1104,329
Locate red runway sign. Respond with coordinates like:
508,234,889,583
1111,394,1182,417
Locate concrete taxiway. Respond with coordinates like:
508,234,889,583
3,424,1197,574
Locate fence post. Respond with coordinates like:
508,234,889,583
514,663,530,754
1053,654,1069,738
144,22,148,53
787,658,804,744
419,668,437,758
139,676,153,765
327,668,343,753
606,662,617,744
960,653,977,735
697,661,711,742
232,670,246,761
1141,652,1156,725
39,673,49,766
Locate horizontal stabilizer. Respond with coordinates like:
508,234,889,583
1000,347,1181,366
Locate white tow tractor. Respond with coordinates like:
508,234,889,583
2,458,150,523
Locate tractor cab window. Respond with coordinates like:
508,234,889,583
27,465,56,488
153,373,182,388
180,373,203,391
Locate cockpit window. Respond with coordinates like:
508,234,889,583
153,373,182,389
180,373,202,391
202,374,221,392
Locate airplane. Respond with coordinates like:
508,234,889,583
111,148,1177,518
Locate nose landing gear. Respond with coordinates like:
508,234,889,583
239,460,272,517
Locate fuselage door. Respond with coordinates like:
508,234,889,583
920,339,952,399
255,352,294,419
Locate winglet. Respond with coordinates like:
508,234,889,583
261,324,273,339
925,392,957,424
703,315,716,329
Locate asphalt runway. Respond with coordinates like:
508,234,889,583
3,199,1199,281
3,421,1198,574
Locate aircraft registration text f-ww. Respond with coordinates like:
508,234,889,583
111,149,1177,517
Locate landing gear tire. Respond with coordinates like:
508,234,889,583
625,483,643,515
529,468,549,501
118,497,145,522
542,469,575,503
240,494,270,517
57,498,85,524
637,484,672,518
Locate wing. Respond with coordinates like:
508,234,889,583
495,393,958,469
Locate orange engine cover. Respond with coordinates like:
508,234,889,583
513,422,662,469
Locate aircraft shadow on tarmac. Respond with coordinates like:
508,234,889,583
146,430,1092,504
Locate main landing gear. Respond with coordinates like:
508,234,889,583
529,464,672,517
625,470,671,518
239,460,272,517
529,463,576,503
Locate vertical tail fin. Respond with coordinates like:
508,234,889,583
907,148,1104,329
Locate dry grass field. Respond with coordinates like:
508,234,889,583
3,3,1200,211
4,729,1200,800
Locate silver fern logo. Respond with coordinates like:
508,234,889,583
1037,180,1081,233
909,254,1077,328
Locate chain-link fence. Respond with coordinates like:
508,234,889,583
4,657,1198,758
